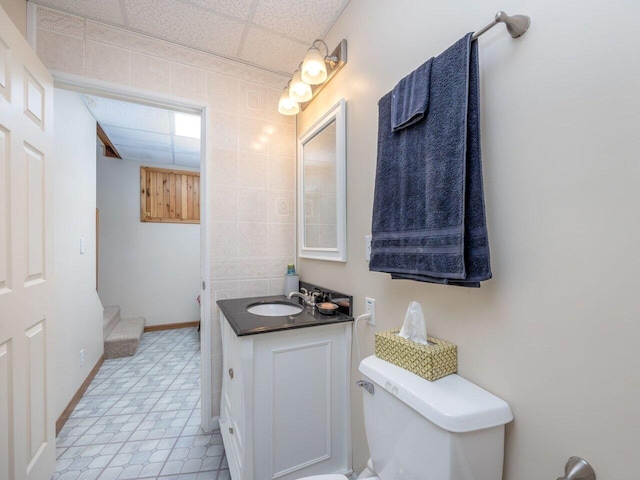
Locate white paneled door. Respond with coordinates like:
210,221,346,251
0,6,55,480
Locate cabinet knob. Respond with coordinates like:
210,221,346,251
228,368,234,379
229,427,234,434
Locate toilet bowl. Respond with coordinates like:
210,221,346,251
297,355,513,480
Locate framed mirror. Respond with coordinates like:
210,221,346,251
298,99,346,262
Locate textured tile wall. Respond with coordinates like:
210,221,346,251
35,6,296,419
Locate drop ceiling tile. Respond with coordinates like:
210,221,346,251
239,27,308,74
174,152,201,169
35,0,125,25
81,95,173,134
116,145,174,164
124,0,245,58
252,0,348,43
102,126,173,152
173,136,201,154
185,0,255,20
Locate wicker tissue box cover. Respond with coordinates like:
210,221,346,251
374,328,457,381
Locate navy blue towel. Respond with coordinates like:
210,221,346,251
369,33,491,287
391,58,433,131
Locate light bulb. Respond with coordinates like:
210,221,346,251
289,69,312,103
278,86,299,116
301,46,327,85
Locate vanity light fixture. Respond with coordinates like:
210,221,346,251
278,81,300,116
289,65,313,103
277,39,347,116
301,39,335,84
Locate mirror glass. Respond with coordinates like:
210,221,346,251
298,99,346,262
303,119,337,248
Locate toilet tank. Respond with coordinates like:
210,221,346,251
359,356,513,480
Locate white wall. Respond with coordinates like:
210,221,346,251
0,0,26,37
97,155,200,326
297,1,640,479
53,89,104,419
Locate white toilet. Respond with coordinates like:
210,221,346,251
299,355,513,480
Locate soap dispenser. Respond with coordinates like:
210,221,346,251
283,264,299,296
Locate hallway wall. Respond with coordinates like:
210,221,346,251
296,1,640,479
53,89,104,418
96,156,200,326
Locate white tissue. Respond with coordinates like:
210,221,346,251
398,301,428,345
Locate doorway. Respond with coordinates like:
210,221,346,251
56,80,214,433
86,94,202,331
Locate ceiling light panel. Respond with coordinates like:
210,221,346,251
174,112,201,140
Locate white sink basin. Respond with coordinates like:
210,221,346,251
247,302,303,316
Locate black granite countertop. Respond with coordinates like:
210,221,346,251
217,295,353,336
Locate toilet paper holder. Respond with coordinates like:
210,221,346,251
557,457,595,480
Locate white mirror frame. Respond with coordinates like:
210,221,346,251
298,98,347,262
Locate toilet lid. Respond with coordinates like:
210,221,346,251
296,476,348,480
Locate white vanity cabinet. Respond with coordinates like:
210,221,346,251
219,314,352,480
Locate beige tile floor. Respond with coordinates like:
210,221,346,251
53,328,228,480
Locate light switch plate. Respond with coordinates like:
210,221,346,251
365,235,372,261
80,237,86,254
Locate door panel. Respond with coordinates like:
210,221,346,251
23,69,44,128
0,6,55,480
24,143,44,284
0,37,9,99
25,320,46,461
0,126,8,292
0,340,13,480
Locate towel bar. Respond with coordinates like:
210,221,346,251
557,457,596,480
472,11,531,40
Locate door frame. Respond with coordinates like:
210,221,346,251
52,73,215,432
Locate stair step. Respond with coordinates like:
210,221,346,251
104,317,146,359
103,306,120,339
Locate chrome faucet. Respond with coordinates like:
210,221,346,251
287,288,318,307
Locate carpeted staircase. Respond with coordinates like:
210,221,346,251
103,306,146,359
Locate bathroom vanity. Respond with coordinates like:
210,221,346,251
217,295,353,480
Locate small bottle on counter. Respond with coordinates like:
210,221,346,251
283,263,299,296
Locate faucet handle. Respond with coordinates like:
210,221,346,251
299,287,309,295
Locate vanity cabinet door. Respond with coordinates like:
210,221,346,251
252,323,352,480
220,316,352,480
